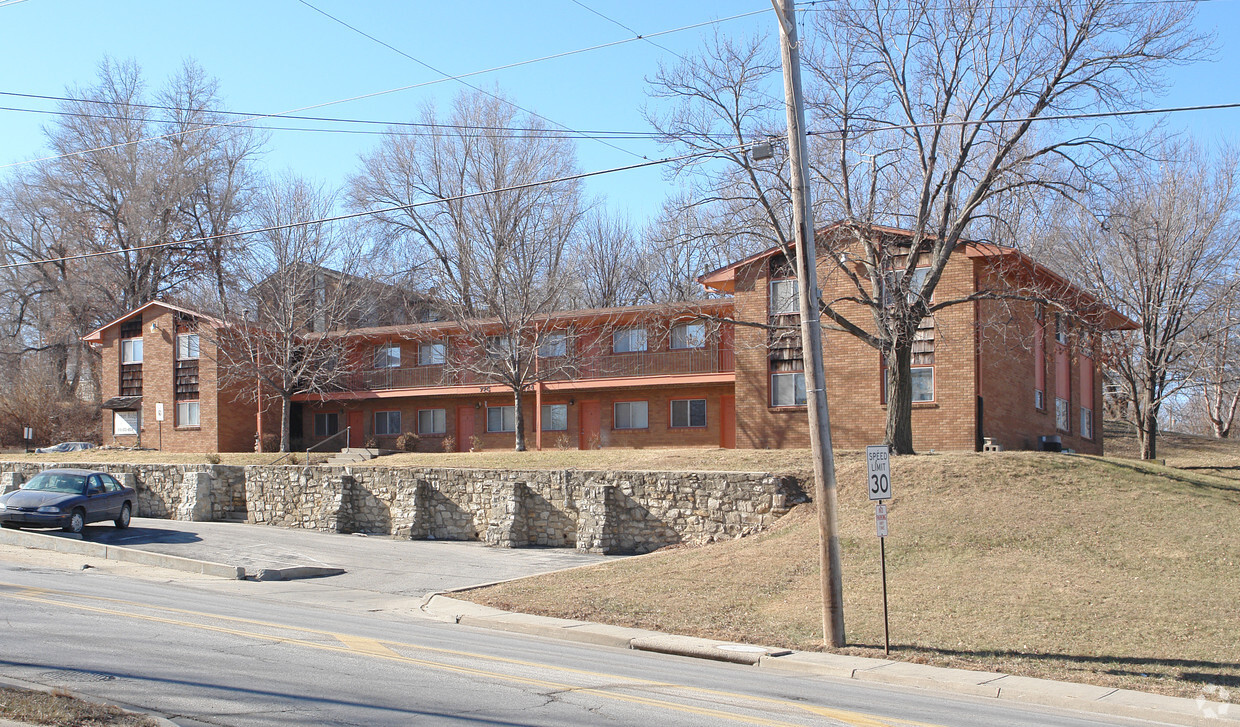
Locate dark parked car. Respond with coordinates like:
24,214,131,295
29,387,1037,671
0,469,133,534
33,441,96,454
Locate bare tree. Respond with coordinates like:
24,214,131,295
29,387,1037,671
1053,142,1240,459
350,89,587,450
563,209,642,309
650,1,1205,453
1188,295,1240,438
214,176,368,452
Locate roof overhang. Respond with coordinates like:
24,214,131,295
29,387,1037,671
81,300,222,344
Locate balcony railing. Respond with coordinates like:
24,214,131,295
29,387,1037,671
343,347,734,393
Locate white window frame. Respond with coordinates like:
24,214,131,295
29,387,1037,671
418,341,446,366
541,404,568,431
487,405,516,433
613,328,647,354
884,267,930,307
911,366,935,403
176,333,199,360
613,401,649,430
418,408,447,435
670,399,707,428
771,372,806,407
1081,407,1094,440
374,410,401,436
374,344,401,369
769,279,799,315
671,322,706,350
121,338,143,364
538,333,567,358
1034,388,1045,411
176,401,200,427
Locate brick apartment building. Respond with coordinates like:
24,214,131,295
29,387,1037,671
83,228,1130,455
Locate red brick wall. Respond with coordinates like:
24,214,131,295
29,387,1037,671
731,247,978,451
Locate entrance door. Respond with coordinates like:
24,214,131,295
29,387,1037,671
347,410,364,447
579,400,601,450
720,395,736,449
456,406,474,452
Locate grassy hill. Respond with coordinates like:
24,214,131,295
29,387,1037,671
463,442,1240,701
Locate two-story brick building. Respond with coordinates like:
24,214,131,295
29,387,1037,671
83,226,1130,454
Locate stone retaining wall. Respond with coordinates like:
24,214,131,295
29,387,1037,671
0,462,245,521
0,461,805,554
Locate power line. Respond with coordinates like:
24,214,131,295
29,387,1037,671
0,6,768,172
0,90,663,136
295,0,645,160
0,140,756,272
0,103,679,141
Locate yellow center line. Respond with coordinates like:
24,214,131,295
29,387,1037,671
0,582,943,727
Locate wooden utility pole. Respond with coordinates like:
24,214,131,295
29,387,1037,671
772,0,846,647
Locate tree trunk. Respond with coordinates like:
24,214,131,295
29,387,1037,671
512,387,527,451
280,394,292,452
1138,410,1158,460
884,342,915,455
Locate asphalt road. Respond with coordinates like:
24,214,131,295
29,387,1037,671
84,517,619,595
0,559,1159,727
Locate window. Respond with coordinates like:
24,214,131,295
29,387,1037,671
487,405,516,433
884,267,930,306
1055,314,1069,345
1034,389,1045,410
314,412,340,437
121,338,143,364
1056,397,1071,432
671,322,706,350
419,342,446,366
539,333,567,358
614,401,648,429
487,336,513,359
911,367,934,402
771,372,806,407
374,410,401,436
770,279,798,315
176,333,199,360
418,408,447,435
374,344,401,369
102,474,121,492
670,399,707,428
541,404,568,431
114,411,139,436
176,401,200,427
1081,407,1094,440
613,328,647,353
1034,310,1046,410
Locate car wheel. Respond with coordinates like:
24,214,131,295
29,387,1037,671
114,503,131,529
63,509,85,535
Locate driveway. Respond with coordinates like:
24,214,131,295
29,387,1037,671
80,518,618,596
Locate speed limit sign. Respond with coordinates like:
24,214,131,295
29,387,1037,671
866,445,892,501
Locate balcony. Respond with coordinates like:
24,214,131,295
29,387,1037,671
342,346,734,393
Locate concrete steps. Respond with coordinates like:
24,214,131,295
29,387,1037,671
325,448,393,466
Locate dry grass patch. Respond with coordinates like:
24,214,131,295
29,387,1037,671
0,686,160,726
463,451,1240,701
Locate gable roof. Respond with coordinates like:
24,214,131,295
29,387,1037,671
80,300,222,344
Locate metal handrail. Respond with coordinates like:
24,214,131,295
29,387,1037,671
268,426,350,466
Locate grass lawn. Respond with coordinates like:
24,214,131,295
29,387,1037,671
0,686,160,726
461,446,1240,702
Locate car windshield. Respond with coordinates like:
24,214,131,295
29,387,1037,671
20,473,86,495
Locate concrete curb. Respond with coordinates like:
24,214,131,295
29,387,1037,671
423,595,1237,727
0,674,179,726
0,527,244,580
253,566,346,581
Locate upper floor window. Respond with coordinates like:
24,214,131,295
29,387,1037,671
770,279,799,315
539,333,567,358
487,335,513,359
121,338,143,364
1055,314,1069,345
419,342,446,366
671,322,706,350
176,333,199,360
613,328,647,354
374,344,401,369
883,266,930,307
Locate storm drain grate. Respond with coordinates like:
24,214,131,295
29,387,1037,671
40,669,116,683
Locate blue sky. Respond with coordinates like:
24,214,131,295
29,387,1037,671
1,0,1237,230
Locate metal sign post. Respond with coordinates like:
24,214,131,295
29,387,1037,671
155,403,164,452
22,427,33,453
866,445,893,655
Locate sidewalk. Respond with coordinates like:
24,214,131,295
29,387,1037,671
423,593,1237,727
